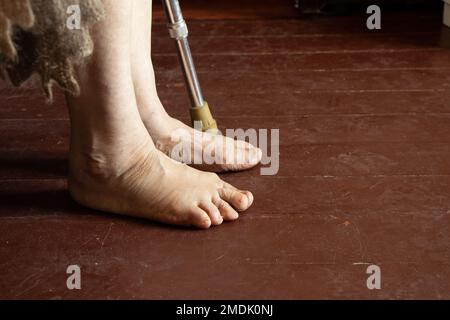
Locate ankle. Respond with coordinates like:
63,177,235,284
68,133,156,183
140,108,176,137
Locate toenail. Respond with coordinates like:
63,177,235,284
245,192,253,202
202,220,211,228
239,195,248,209
249,149,260,163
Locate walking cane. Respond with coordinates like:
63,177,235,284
162,0,218,132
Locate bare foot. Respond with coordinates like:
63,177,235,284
68,132,253,229
66,0,253,229
141,108,262,172
130,1,262,172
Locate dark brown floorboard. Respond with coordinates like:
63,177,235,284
0,4,449,299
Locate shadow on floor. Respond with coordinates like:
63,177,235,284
0,151,68,179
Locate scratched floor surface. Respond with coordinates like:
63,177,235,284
1,1,450,299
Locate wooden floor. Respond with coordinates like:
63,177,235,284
1,1,450,299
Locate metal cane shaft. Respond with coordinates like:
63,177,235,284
162,0,205,108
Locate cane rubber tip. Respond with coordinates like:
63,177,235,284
190,101,218,133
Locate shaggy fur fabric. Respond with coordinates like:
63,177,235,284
0,0,104,100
